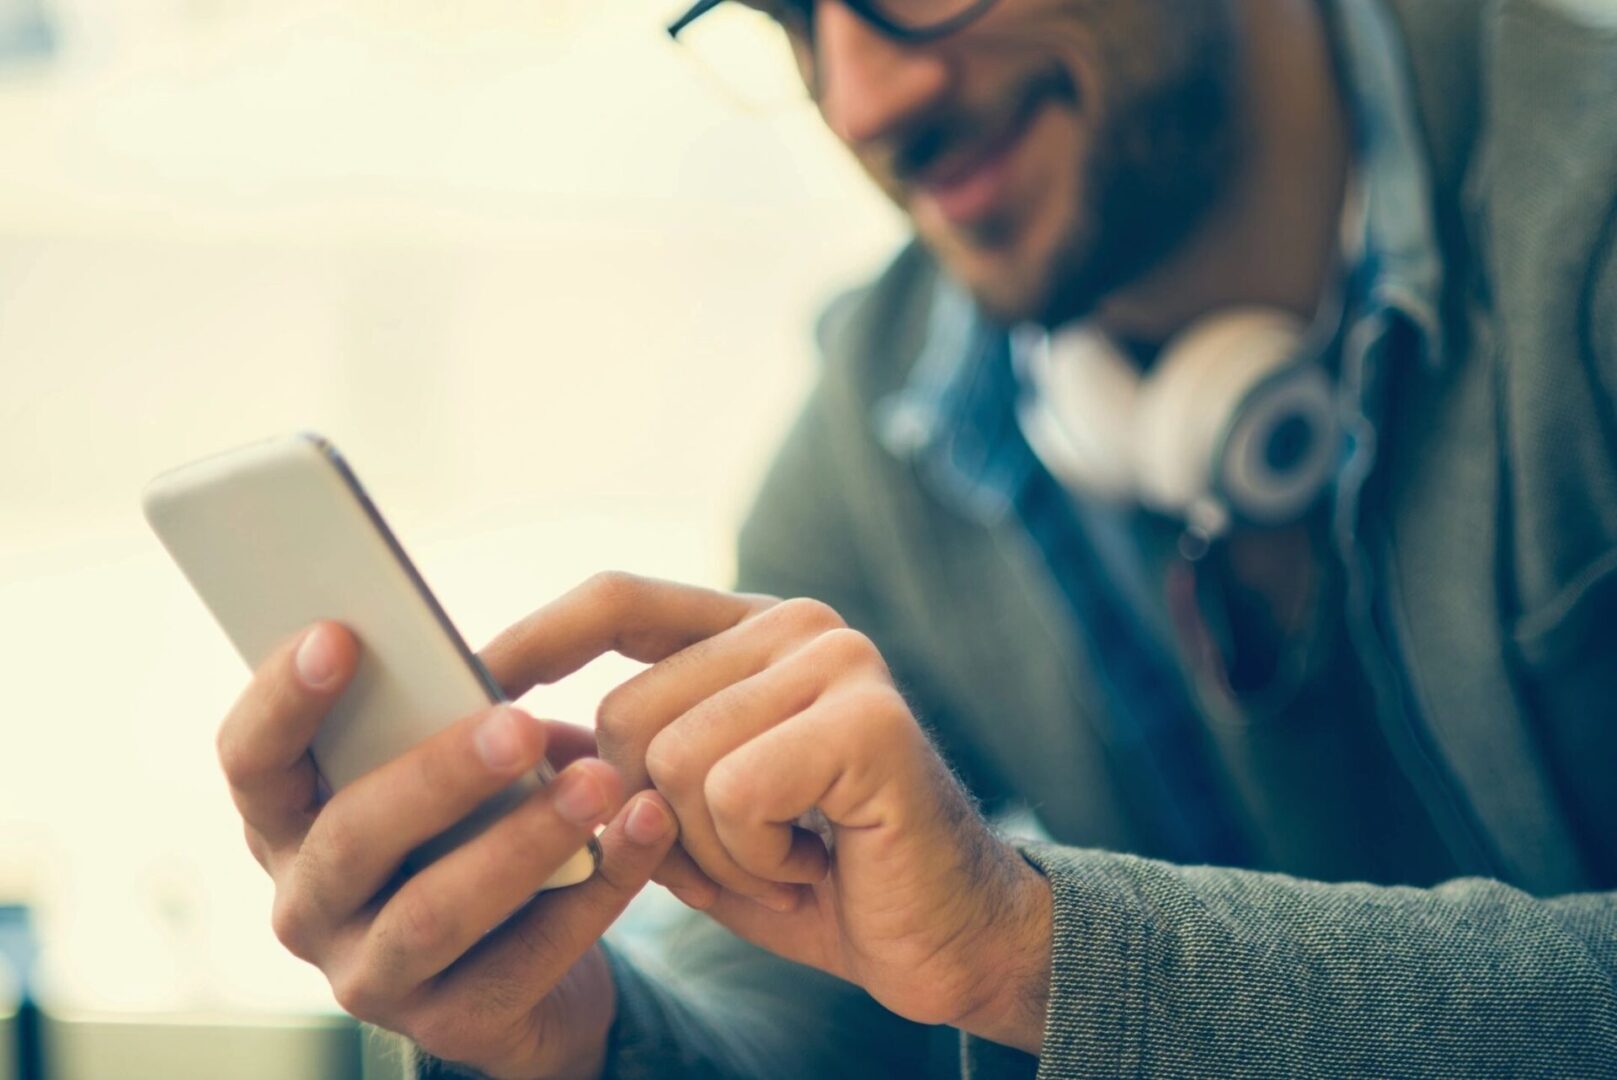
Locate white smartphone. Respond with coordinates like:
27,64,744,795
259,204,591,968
143,432,597,888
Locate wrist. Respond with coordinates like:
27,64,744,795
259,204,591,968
955,851,1052,1055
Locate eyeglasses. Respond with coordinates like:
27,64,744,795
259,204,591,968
669,0,1003,45
666,0,1002,108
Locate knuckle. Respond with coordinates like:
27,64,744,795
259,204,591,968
643,730,698,798
815,626,882,670
860,682,910,721
584,569,643,614
858,687,918,746
593,682,640,747
703,759,755,824
739,591,782,617
329,965,390,1025
269,887,320,961
772,596,845,634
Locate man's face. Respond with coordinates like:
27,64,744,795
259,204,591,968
807,0,1243,327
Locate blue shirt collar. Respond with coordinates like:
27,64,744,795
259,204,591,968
875,0,1445,524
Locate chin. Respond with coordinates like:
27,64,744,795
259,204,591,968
921,212,1084,329
913,148,1098,328
961,271,1048,326
929,251,1057,328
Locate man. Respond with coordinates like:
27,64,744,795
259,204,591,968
215,0,1617,1076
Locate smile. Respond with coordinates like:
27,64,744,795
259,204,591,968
913,78,1066,229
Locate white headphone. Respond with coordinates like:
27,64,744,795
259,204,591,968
1014,308,1342,539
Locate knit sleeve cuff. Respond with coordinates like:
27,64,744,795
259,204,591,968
960,844,1146,1080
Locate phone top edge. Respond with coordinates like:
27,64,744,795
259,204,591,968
296,429,338,460
142,432,335,517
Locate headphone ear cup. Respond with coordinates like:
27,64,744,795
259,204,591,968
1217,361,1340,524
1133,309,1309,531
1016,326,1142,503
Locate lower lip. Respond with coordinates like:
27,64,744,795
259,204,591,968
916,104,1044,228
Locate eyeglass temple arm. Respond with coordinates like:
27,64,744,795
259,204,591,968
667,0,727,38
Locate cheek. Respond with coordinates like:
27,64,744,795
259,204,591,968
1016,104,1089,257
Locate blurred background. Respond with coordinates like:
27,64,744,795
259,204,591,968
0,0,902,1073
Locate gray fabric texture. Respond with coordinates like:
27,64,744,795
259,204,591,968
1025,845,1617,1078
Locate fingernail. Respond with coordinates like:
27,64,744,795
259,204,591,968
552,768,607,825
474,708,526,772
624,797,671,845
295,625,341,690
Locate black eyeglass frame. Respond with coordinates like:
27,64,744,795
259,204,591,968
667,0,1002,45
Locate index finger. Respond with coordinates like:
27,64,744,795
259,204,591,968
217,621,358,851
478,572,773,699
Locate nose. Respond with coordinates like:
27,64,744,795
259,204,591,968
813,2,951,146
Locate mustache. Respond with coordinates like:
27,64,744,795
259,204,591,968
887,64,1078,185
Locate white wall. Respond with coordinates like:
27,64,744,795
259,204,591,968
0,0,903,1016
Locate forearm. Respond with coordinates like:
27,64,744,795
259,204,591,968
992,844,1617,1079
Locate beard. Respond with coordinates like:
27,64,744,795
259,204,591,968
937,2,1245,329
1037,16,1241,326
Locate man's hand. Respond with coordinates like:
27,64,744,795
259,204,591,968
490,573,1053,1054
217,620,682,1080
